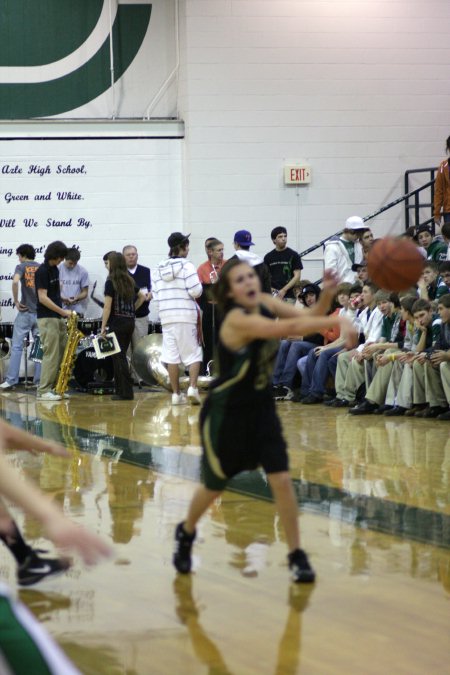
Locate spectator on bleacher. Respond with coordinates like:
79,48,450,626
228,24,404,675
347,295,416,415
325,282,382,407
401,227,427,258
383,299,441,417
414,224,448,263
433,136,450,227
438,261,450,294
359,227,374,260
264,227,303,303
409,294,450,418
352,260,369,285
323,216,366,283
272,284,324,400
417,261,449,301
298,283,360,404
349,292,406,415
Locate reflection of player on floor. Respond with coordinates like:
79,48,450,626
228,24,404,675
173,574,314,673
173,259,355,583
0,419,111,674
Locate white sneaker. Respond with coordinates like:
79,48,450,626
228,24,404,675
0,381,14,390
187,386,201,405
172,392,187,406
36,392,62,401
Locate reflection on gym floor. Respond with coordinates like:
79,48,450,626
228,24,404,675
0,390,448,674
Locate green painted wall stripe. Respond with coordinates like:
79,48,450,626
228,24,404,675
0,0,103,66
0,4,152,118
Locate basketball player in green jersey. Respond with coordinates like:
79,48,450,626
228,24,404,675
0,420,112,674
173,259,355,583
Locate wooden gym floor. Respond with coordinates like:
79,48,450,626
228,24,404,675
0,388,448,675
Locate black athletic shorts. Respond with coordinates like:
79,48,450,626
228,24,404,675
200,397,289,491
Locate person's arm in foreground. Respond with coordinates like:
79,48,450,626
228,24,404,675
0,422,112,565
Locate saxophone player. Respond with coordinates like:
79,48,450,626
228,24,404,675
35,241,73,401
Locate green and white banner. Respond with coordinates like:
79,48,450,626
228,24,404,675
0,0,177,118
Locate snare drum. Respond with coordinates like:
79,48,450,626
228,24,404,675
0,323,14,339
73,346,114,389
30,335,43,363
78,318,102,336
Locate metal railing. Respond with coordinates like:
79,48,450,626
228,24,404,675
404,167,437,231
300,167,437,261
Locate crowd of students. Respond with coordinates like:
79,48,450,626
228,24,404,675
272,252,450,421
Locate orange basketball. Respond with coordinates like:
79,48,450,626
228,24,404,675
367,237,424,291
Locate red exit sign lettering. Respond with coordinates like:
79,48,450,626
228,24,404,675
284,165,311,185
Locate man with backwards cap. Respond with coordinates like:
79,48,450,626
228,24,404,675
323,216,367,283
151,232,203,405
231,229,271,293
264,226,303,303
352,260,369,285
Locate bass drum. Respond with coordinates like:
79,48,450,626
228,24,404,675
72,346,114,390
0,323,14,339
0,323,14,359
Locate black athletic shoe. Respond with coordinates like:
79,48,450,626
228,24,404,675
374,404,393,415
288,549,316,583
331,398,352,408
173,522,196,574
416,405,449,418
384,406,407,416
18,552,71,587
349,400,379,415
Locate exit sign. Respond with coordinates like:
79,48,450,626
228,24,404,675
284,165,311,185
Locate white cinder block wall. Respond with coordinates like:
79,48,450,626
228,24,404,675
178,0,450,279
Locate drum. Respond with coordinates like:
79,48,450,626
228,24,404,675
30,335,43,363
78,318,102,336
0,338,10,360
132,333,213,390
72,346,114,390
148,321,162,334
0,323,14,339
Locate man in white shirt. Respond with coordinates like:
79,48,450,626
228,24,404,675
152,233,203,405
323,216,367,283
326,282,383,406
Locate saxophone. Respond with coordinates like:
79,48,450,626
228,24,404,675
55,312,84,395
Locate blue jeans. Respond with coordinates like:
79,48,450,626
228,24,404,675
273,340,317,388
5,311,41,385
300,346,342,397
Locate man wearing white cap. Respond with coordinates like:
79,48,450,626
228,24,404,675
324,216,367,283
